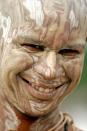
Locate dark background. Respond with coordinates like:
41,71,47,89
60,45,87,130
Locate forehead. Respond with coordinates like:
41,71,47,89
0,0,87,47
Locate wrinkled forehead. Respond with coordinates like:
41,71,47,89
0,0,87,41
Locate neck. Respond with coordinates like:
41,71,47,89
5,103,60,131
1,97,37,131
1,96,60,131
0,96,75,131
7,103,38,131
14,107,38,131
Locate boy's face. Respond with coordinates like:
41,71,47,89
0,0,87,116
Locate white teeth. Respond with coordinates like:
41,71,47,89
34,86,54,93
45,89,50,93
39,87,44,92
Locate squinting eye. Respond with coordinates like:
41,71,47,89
21,43,45,52
58,49,79,59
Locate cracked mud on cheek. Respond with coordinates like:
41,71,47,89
0,0,87,130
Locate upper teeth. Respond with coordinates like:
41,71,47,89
34,86,54,93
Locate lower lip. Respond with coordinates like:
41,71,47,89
26,83,56,100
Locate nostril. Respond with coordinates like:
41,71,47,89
43,67,56,80
33,66,56,80
33,61,57,80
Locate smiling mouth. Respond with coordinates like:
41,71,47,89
20,76,70,100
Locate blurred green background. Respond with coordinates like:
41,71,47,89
60,45,87,130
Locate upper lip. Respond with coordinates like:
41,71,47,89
20,75,69,89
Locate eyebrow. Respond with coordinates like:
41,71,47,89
13,34,44,46
66,43,85,49
64,38,86,48
13,32,86,49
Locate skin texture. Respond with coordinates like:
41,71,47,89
0,0,87,130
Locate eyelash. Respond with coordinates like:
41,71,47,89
59,48,79,54
21,44,79,58
21,44,45,52
58,48,79,58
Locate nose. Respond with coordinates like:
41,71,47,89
34,51,57,80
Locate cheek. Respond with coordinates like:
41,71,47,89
63,59,83,81
0,47,34,99
1,48,33,76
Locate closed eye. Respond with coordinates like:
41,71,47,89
58,48,79,58
21,43,45,52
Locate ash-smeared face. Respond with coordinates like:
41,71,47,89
0,0,87,116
